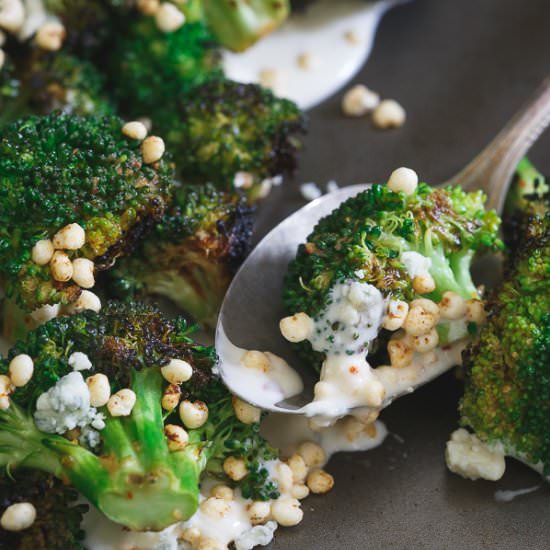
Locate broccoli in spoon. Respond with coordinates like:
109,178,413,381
446,159,549,481
0,302,279,532
280,168,502,422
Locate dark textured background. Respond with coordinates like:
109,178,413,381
257,0,550,548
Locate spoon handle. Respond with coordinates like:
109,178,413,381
444,77,550,213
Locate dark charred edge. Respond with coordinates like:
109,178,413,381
94,196,167,271
91,302,216,391
268,117,308,177
217,200,256,272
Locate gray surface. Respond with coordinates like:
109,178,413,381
257,0,550,548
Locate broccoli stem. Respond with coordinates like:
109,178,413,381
0,368,210,531
203,0,290,51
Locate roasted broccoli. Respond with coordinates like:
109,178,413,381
0,112,174,316
109,14,305,193
0,302,279,532
106,183,254,327
282,171,502,371
202,0,290,52
447,162,550,480
0,470,88,549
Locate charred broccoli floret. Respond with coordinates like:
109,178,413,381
0,302,279,532
0,112,174,314
453,162,550,478
164,78,306,193
283,177,502,370
105,183,254,327
0,470,87,549
109,17,222,122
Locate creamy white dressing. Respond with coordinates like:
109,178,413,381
400,251,432,279
216,326,304,409
261,413,387,461
223,0,404,109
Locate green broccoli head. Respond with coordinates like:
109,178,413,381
0,302,279,531
165,78,306,193
202,0,290,52
109,17,222,121
283,181,502,369
459,212,550,473
105,183,255,327
0,470,87,549
0,112,174,312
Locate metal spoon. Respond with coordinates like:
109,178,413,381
216,77,550,414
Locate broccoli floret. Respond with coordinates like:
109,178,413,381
283,181,502,369
105,183,254,327
0,302,279,531
459,211,550,474
164,78,306,193
109,17,222,122
0,470,88,549
0,112,174,313
202,0,290,52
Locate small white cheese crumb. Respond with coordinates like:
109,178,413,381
401,251,431,279
445,428,506,481
234,521,278,550
372,99,406,129
300,182,322,201
68,351,92,371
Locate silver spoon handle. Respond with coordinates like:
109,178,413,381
444,76,550,213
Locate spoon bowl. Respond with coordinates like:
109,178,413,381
216,184,369,413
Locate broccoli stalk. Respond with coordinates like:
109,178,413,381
0,371,204,530
203,0,290,52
